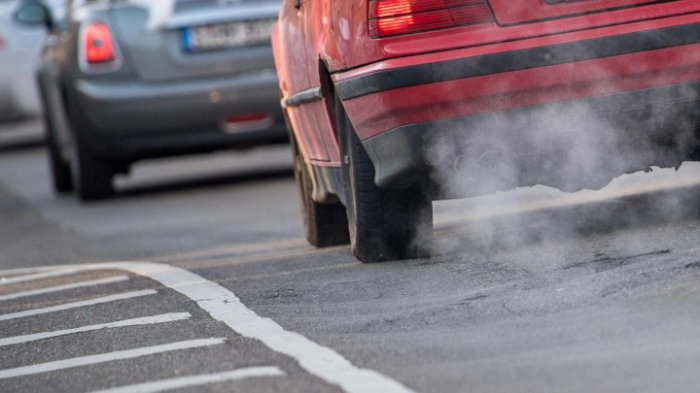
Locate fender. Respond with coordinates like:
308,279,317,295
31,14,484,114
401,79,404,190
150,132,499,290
315,0,376,74
317,14,344,72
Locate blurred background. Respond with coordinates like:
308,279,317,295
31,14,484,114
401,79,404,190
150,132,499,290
1,0,289,201
0,0,64,146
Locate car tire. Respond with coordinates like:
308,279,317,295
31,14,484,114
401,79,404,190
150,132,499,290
71,138,114,201
46,128,73,193
41,103,73,193
337,96,433,263
292,134,350,247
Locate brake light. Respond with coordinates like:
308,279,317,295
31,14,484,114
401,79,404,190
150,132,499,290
82,23,115,64
369,0,494,38
221,113,273,133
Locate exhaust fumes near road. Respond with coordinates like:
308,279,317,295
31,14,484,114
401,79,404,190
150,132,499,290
422,63,700,255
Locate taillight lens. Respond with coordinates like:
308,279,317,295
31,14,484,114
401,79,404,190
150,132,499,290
82,23,115,64
369,0,494,38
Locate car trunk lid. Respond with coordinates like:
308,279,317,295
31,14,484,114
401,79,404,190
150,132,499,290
488,0,686,25
110,0,280,83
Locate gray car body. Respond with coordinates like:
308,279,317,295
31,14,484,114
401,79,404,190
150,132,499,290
37,0,285,198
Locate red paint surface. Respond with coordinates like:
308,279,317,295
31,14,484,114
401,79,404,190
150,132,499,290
342,43,700,139
489,0,680,25
272,0,700,168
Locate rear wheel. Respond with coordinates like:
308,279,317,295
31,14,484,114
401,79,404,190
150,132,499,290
43,114,73,194
337,96,433,263
71,136,114,201
291,133,350,247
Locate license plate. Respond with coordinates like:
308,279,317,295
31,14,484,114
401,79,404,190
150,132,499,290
182,19,276,52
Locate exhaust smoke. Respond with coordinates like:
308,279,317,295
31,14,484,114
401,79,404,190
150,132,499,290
418,76,700,256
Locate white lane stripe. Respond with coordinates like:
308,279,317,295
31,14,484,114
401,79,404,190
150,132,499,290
0,338,226,380
0,268,84,286
0,276,130,302
0,266,58,278
0,290,157,321
91,366,285,393
84,262,415,393
0,313,191,347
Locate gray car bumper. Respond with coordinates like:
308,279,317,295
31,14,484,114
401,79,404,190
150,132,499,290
73,69,283,134
68,69,287,161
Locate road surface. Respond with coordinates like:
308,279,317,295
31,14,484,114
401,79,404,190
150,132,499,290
1,121,700,393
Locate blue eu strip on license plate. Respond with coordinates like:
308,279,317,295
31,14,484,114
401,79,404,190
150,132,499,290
181,28,193,51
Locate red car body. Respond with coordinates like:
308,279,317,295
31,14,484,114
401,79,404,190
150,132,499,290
272,0,700,262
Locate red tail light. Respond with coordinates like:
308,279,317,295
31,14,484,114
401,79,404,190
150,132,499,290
369,0,494,38
82,23,115,64
221,113,273,133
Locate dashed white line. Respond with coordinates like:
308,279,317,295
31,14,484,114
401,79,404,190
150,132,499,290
0,275,130,302
0,338,227,380
0,312,192,347
91,366,286,393
0,289,157,321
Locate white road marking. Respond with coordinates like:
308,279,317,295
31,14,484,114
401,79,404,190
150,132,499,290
0,268,84,287
66,262,413,393
0,313,191,347
0,338,226,380
0,262,414,393
0,289,157,321
91,366,285,393
0,266,58,280
0,276,130,302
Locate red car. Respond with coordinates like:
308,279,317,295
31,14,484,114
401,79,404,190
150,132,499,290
272,0,700,263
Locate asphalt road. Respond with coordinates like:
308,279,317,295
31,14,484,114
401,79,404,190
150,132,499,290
1,121,700,393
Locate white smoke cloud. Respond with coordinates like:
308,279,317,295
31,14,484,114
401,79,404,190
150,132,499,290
420,62,700,255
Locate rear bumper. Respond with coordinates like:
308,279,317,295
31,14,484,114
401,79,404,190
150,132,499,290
73,69,283,134
336,21,700,197
70,69,287,160
362,81,700,198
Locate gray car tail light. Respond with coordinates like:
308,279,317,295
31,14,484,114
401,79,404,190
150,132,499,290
79,21,122,73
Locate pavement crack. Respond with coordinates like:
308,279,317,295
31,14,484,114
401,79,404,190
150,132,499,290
457,294,489,305
262,288,301,300
564,249,671,272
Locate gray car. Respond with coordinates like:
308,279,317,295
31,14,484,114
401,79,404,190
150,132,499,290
18,0,286,200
